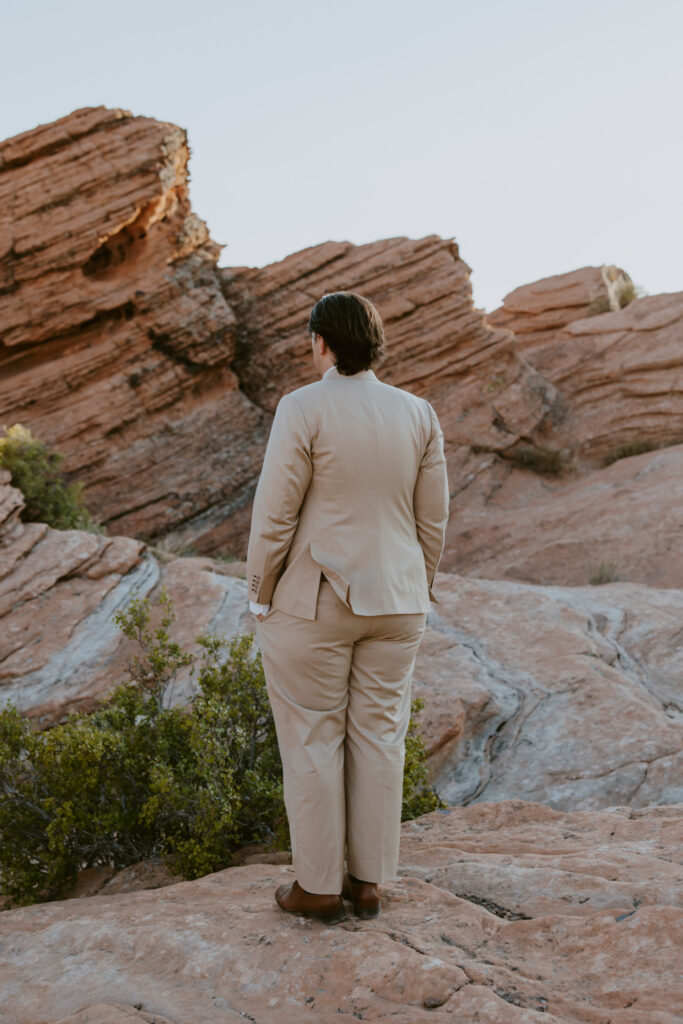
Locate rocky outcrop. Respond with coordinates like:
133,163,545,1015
441,441,683,588
488,269,683,464
0,469,251,725
222,235,563,453
1,101,568,561
518,291,683,462
487,265,633,351
416,571,683,810
4,470,681,810
0,106,567,558
1,799,680,1023
2,105,683,587
0,105,270,554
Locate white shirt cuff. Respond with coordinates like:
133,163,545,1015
249,600,271,615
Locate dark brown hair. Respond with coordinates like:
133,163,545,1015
308,291,386,375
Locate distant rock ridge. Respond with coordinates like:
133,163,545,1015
487,265,634,350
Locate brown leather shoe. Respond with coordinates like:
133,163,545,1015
341,872,381,919
274,879,347,924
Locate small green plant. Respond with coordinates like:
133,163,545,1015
586,560,619,584
603,440,660,466
402,697,445,820
0,590,441,905
507,444,566,476
0,423,104,533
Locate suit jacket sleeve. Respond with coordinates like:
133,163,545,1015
246,393,313,605
413,400,450,599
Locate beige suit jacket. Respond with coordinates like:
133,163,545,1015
246,366,450,620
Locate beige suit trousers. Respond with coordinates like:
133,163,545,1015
257,577,427,894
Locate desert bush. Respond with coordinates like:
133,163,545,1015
0,423,104,533
603,439,661,466
402,697,445,820
586,560,619,584
506,444,567,476
0,589,441,905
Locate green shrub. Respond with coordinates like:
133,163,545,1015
402,697,445,820
586,560,619,584
0,589,441,905
0,423,104,533
506,444,566,476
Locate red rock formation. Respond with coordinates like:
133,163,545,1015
487,268,683,463
4,470,681,810
0,107,564,559
0,468,252,726
223,234,563,455
2,106,683,587
519,291,683,461
487,265,633,351
441,441,683,587
0,105,269,554
1,801,680,1023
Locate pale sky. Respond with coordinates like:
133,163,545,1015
2,0,681,311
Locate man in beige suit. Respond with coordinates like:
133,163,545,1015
246,291,449,924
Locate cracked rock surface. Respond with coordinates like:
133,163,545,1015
417,572,683,809
0,469,252,726
1,799,680,1023
3,467,680,810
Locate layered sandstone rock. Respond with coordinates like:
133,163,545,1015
441,441,683,588
0,107,566,561
0,105,270,554
488,268,683,463
1,800,680,1023
0,469,251,725
222,235,563,457
4,470,681,811
487,265,633,351
2,105,682,587
415,570,683,810
519,291,683,462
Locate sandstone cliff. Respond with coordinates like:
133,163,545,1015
0,106,270,555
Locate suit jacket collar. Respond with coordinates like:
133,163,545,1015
322,365,377,381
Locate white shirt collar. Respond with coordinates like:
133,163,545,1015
322,365,377,381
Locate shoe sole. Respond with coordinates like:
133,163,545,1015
342,897,385,921
275,896,347,925
352,902,381,919
341,886,381,919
